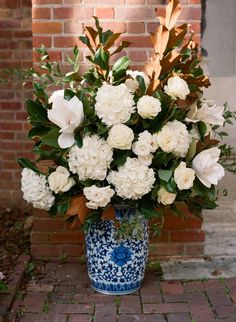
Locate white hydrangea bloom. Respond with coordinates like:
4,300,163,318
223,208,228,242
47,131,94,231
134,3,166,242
107,157,155,200
132,130,158,157
68,135,113,181
137,95,161,119
95,83,135,126
155,120,191,157
21,168,55,210
83,185,115,209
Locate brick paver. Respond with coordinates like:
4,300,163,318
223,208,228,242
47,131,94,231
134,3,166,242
7,262,236,322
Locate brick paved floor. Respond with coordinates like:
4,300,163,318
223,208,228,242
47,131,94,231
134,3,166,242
8,262,236,322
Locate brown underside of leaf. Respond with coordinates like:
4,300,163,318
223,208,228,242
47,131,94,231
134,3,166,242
196,134,220,153
165,0,181,30
65,194,91,225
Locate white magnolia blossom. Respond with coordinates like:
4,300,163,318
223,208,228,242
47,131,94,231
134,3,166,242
192,147,225,188
21,168,55,210
137,95,162,119
125,70,150,92
155,120,191,157
48,166,75,194
83,185,115,209
107,157,155,200
107,124,134,150
68,135,113,181
138,153,153,166
48,90,84,149
132,130,158,157
95,83,135,126
186,100,225,126
164,76,190,100
157,187,176,205
174,162,195,190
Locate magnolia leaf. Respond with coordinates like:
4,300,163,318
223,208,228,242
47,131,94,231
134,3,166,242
26,99,48,125
167,24,187,49
197,121,208,141
158,169,173,182
111,41,131,56
84,26,98,49
161,51,181,75
28,126,50,139
101,205,116,221
17,157,41,175
165,0,181,31
104,33,122,50
186,138,197,161
155,25,170,58
41,128,60,149
146,79,161,95
65,195,91,224
196,133,220,153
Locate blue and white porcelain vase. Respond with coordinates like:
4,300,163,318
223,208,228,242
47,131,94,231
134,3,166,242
85,205,149,295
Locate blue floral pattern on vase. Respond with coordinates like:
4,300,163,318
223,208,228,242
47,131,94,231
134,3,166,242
110,244,132,267
85,206,149,295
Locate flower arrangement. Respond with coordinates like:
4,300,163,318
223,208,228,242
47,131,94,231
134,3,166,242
8,0,235,238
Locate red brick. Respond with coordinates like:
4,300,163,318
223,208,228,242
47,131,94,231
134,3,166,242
161,281,184,295
143,303,188,314
48,303,93,314
64,245,84,257
95,8,115,19
1,122,23,131
127,0,145,3
32,22,62,34
180,7,201,21
49,232,84,244
32,8,51,20
190,0,201,3
53,36,82,48
149,243,184,257
53,8,93,20
33,219,64,232
31,232,49,244
100,22,126,33
127,22,145,34
115,8,156,21
170,230,205,242
33,36,51,47
31,244,64,257
84,0,124,3
189,304,215,322
32,0,62,3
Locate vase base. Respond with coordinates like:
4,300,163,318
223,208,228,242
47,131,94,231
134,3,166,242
91,284,140,295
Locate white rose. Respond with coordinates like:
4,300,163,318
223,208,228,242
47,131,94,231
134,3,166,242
107,124,134,150
125,70,150,92
48,91,84,149
192,147,225,188
83,185,115,209
155,120,190,157
132,131,158,157
174,162,195,190
186,100,225,126
157,187,176,205
48,166,75,194
137,95,161,119
164,76,190,100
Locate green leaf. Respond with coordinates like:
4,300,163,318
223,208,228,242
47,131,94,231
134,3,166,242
17,158,41,175
75,132,83,148
80,179,94,187
83,211,101,233
41,128,60,148
94,47,109,70
26,99,48,125
97,122,108,135
112,151,131,167
112,56,130,79
136,75,146,94
193,178,216,201
28,126,50,139
158,169,173,182
197,121,208,141
152,152,172,167
160,177,176,193
102,30,114,45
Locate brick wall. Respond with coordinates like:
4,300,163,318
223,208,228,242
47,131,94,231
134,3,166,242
1,0,204,260
0,0,32,208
